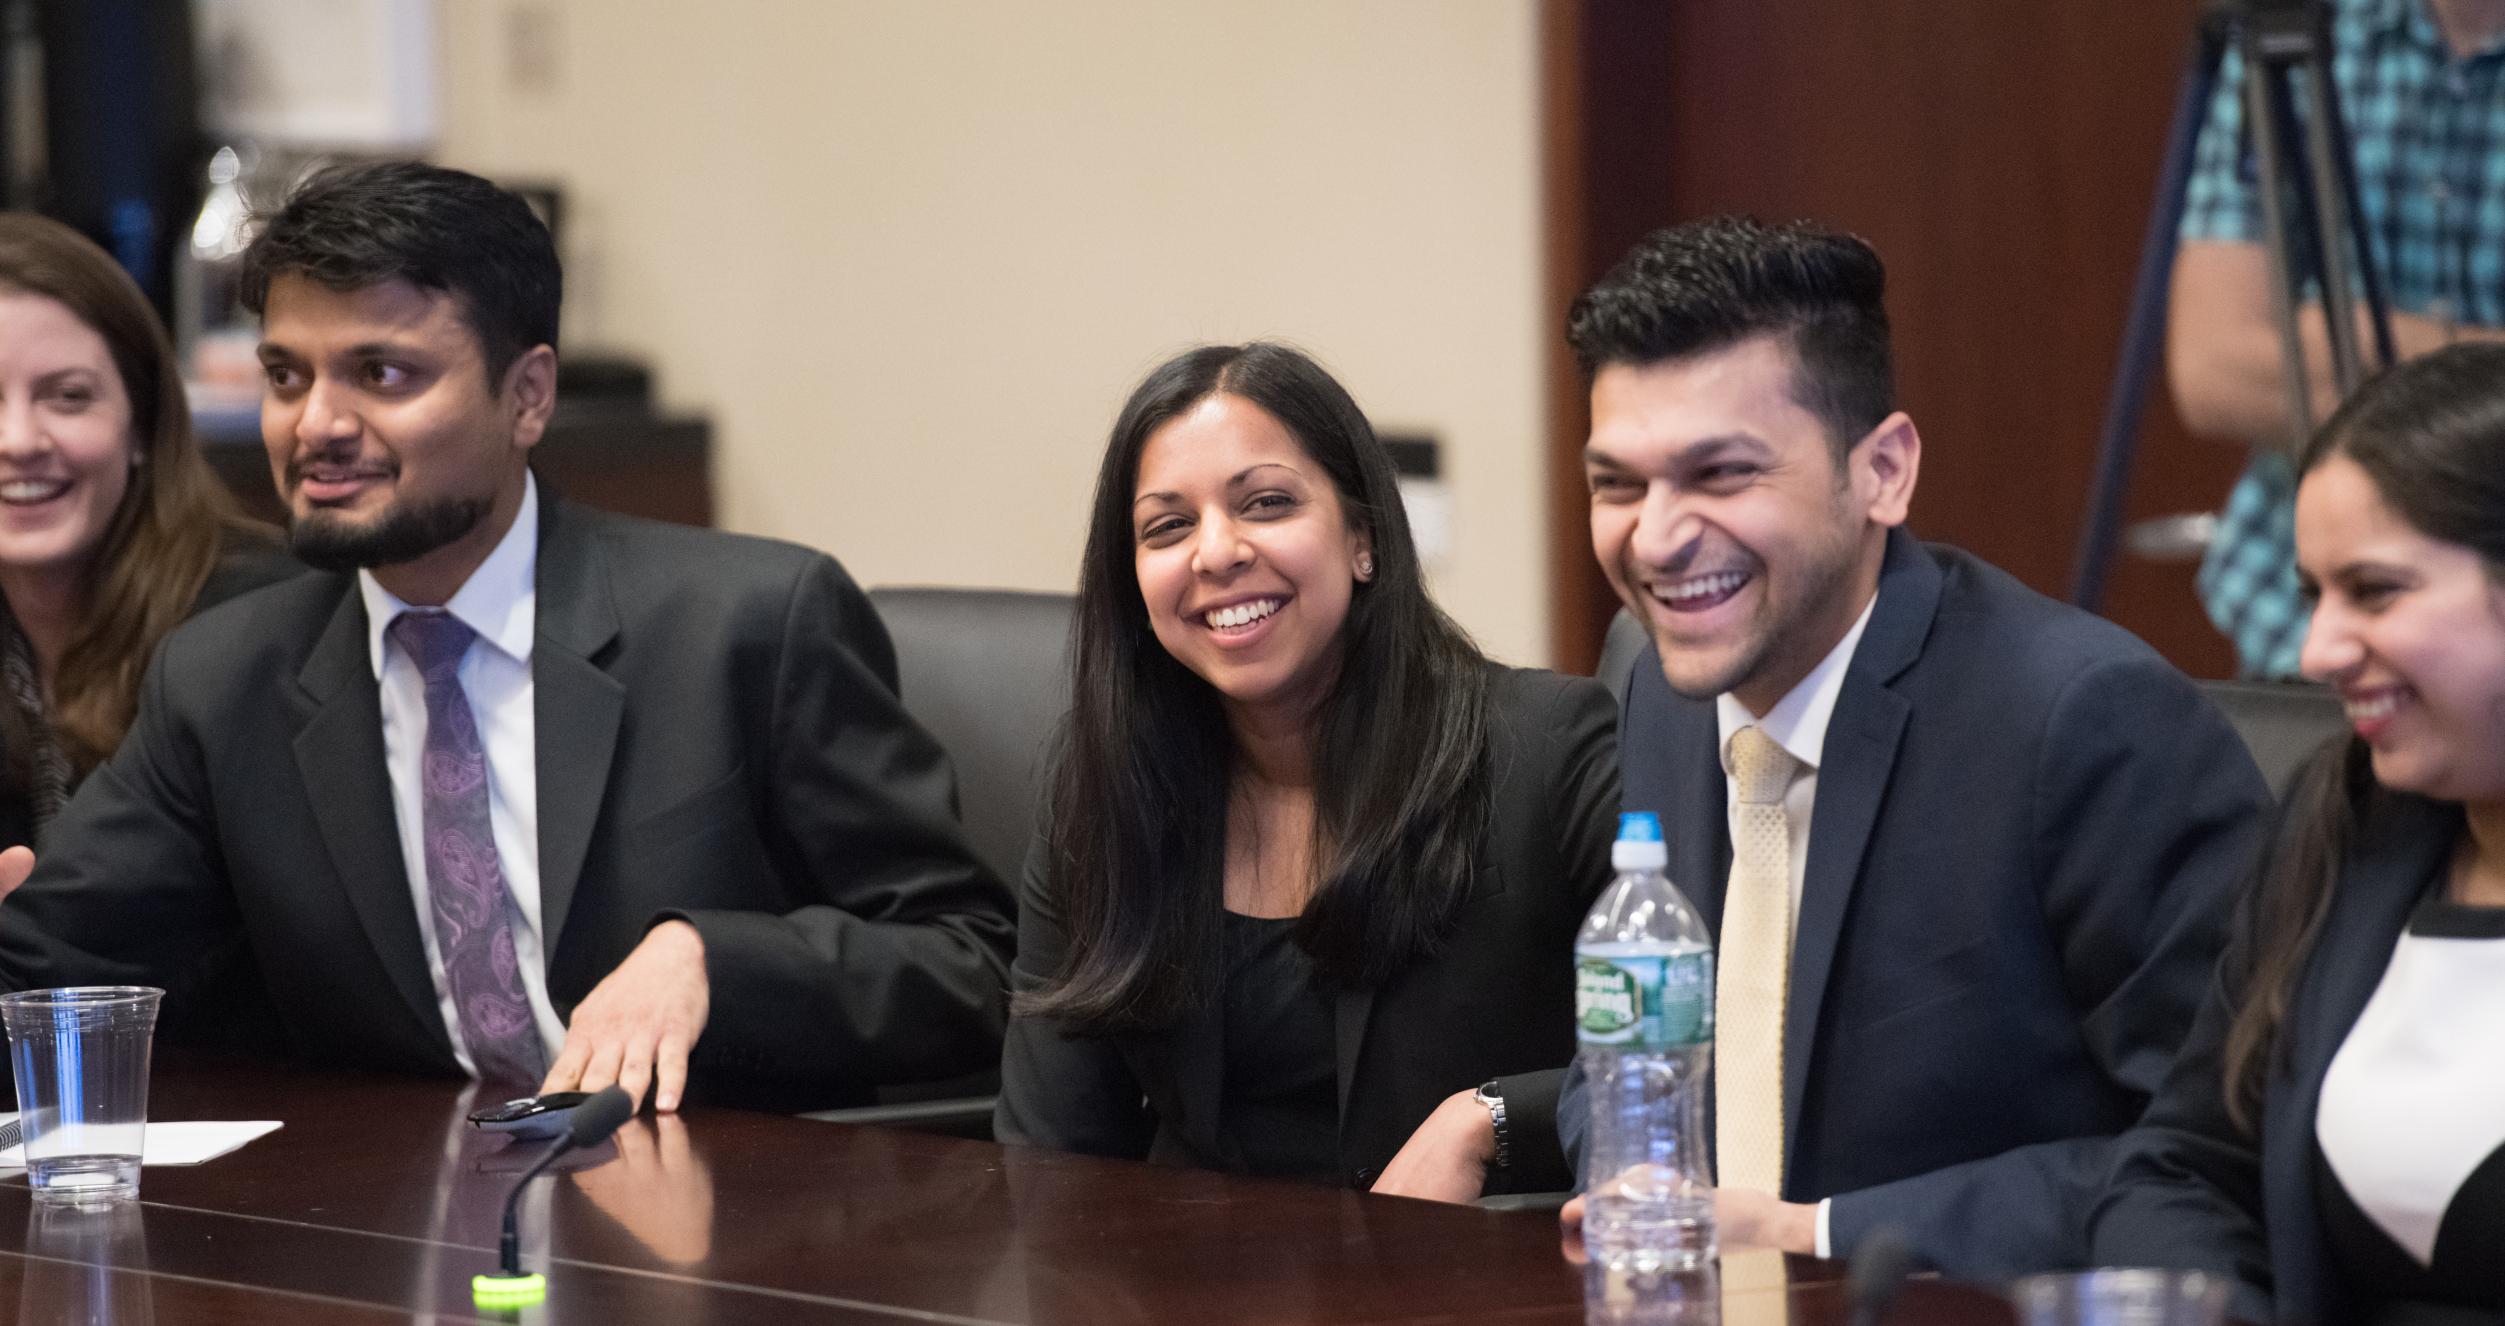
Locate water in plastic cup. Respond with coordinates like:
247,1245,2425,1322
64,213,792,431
2009,1269,2229,1326
0,987,162,1205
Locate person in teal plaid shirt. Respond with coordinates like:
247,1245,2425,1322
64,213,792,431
2173,0,2505,678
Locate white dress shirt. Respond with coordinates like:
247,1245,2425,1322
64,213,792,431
359,474,566,1077
2316,900,2505,1268
1710,587,1878,1258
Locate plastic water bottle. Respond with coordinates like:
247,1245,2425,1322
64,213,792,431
1576,811,1716,1274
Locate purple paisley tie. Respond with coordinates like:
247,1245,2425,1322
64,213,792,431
388,610,546,1090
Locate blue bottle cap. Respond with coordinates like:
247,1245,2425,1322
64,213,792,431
1617,811,1664,844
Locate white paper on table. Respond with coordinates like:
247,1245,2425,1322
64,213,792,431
0,1113,282,1167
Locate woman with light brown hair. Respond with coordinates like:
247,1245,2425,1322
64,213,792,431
0,214,289,846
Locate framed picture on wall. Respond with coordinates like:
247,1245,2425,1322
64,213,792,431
196,0,438,149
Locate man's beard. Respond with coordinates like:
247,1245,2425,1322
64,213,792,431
289,495,490,572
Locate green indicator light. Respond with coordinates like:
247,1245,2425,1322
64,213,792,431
472,1271,547,1308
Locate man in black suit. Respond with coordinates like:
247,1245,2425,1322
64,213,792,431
0,161,1012,1112
1558,218,2270,1277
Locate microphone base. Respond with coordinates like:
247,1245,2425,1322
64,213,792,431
472,1271,547,1309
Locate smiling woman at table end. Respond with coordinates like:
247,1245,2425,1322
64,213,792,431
993,341,1619,1201
2093,344,2505,1324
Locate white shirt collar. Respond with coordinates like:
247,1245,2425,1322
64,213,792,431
360,472,540,679
1714,588,1879,776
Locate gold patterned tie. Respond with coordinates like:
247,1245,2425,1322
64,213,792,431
1716,724,1800,1196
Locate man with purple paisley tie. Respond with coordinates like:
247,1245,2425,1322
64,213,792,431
0,162,1013,1113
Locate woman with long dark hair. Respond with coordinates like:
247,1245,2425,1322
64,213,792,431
0,214,288,847
995,342,1618,1198
2094,343,2505,1323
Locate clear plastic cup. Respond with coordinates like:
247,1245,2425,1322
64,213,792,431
0,987,163,1204
2009,1269,2229,1326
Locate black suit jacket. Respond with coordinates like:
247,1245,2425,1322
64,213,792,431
0,496,1013,1109
995,665,1620,1194
1563,529,2270,1277
2093,782,2451,1325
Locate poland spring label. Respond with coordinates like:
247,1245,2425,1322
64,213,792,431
1574,950,1713,1049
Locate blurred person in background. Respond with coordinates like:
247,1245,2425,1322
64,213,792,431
2173,0,2505,678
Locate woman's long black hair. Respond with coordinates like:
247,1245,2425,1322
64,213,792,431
2223,342,2505,1129
1019,342,1493,1032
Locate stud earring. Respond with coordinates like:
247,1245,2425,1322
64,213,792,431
1355,553,1374,581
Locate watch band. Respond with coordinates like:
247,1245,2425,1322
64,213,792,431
1472,1080,1511,1171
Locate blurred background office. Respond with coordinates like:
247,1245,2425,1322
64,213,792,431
2,0,2244,677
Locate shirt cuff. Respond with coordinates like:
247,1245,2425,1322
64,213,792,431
1814,1198,1834,1260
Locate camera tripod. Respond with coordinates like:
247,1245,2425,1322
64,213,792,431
2068,0,2394,612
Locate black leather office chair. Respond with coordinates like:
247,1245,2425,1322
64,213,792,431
1594,608,1647,703
2196,678,2348,799
865,586,1076,887
804,586,1074,1138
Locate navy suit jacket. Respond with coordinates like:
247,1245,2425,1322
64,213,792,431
2093,778,2451,1325
1563,528,2270,1278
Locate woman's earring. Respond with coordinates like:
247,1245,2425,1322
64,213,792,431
1355,553,1374,581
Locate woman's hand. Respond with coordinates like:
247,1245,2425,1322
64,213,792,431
0,846,33,902
1369,1088,1496,1203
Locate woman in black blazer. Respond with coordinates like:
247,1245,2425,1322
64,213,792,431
2093,345,2505,1324
0,216,288,850
995,343,1617,1198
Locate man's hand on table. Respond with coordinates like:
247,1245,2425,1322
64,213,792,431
1558,1179,1818,1261
542,919,709,1113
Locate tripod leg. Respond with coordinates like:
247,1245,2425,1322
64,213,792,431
2300,9,2396,371
2242,45,2319,453
2068,19,2230,610
2297,53,2371,394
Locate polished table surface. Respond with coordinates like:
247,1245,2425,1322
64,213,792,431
0,1059,2025,1324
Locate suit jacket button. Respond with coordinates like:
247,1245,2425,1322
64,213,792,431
1354,1166,1376,1186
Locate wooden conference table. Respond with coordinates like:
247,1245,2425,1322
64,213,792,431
0,1060,2023,1324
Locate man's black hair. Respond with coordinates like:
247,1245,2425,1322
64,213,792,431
1566,216,1894,458
241,160,559,382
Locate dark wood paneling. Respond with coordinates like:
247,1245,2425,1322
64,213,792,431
1545,0,2241,678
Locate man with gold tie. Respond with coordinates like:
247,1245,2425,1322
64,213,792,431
1557,217,2271,1278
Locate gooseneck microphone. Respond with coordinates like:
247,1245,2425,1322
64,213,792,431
475,1085,635,1306
1844,1224,1914,1326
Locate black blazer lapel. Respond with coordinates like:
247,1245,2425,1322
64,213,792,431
1782,530,1931,1172
1333,987,1374,1132
1142,999,1229,1163
530,497,624,960
2264,794,2454,1314
289,582,448,1053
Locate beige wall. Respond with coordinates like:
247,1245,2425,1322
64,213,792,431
437,0,1551,664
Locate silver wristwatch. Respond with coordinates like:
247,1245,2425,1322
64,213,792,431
1473,1079,1511,1171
